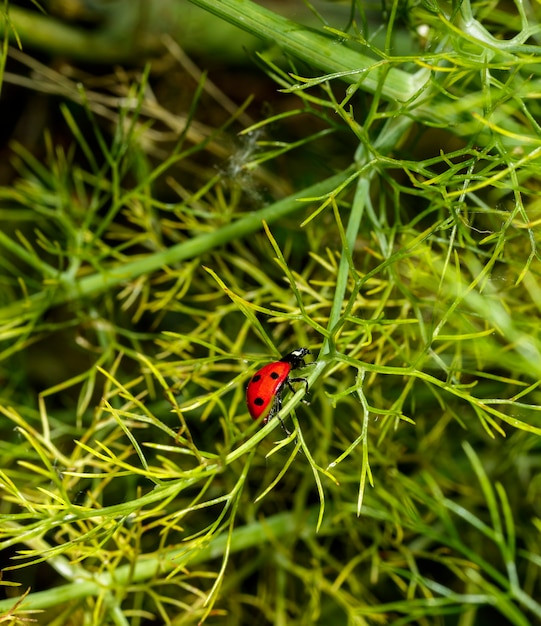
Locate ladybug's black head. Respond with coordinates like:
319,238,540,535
280,347,310,369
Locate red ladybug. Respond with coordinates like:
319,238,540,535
246,348,311,426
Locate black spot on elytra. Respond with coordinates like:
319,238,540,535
270,372,280,379
252,374,261,382
254,397,265,406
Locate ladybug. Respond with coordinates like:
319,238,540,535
246,348,311,428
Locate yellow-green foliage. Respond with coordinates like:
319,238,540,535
1,0,541,624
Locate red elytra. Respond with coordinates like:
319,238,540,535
246,348,311,425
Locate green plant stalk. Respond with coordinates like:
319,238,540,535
188,0,416,103
0,5,153,63
325,114,414,352
0,2,262,63
188,0,541,148
0,168,354,323
0,508,321,614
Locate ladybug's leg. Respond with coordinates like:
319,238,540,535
277,414,291,436
287,377,310,403
267,394,291,436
